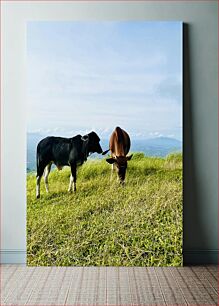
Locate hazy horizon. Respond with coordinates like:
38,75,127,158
27,129,182,142
27,21,182,141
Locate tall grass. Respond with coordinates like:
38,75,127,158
27,152,182,266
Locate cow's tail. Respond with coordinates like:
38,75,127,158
36,144,40,177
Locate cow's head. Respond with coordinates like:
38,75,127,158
83,131,103,154
106,155,133,183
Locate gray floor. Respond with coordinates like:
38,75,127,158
1,265,218,305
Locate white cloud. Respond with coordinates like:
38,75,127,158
27,21,182,140
149,131,164,138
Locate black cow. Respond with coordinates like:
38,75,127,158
36,131,103,198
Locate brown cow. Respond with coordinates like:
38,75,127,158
106,127,133,183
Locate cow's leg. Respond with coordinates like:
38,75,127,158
68,174,73,192
44,162,52,193
110,163,115,181
69,163,77,192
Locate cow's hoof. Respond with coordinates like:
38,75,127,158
36,195,40,199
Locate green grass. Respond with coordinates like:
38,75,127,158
27,152,182,266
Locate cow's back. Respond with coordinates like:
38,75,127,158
37,136,72,166
109,127,130,157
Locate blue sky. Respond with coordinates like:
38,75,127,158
27,21,182,140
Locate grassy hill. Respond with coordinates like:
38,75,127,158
27,152,182,266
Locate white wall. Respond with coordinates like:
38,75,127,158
1,1,218,263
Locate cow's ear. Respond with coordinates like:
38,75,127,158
106,158,116,164
126,154,133,161
81,135,89,141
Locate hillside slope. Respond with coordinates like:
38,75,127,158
27,153,182,266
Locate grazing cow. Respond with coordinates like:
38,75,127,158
106,127,132,183
36,131,103,198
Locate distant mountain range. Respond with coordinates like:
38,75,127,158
27,132,182,172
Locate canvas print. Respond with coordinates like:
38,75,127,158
27,21,182,266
